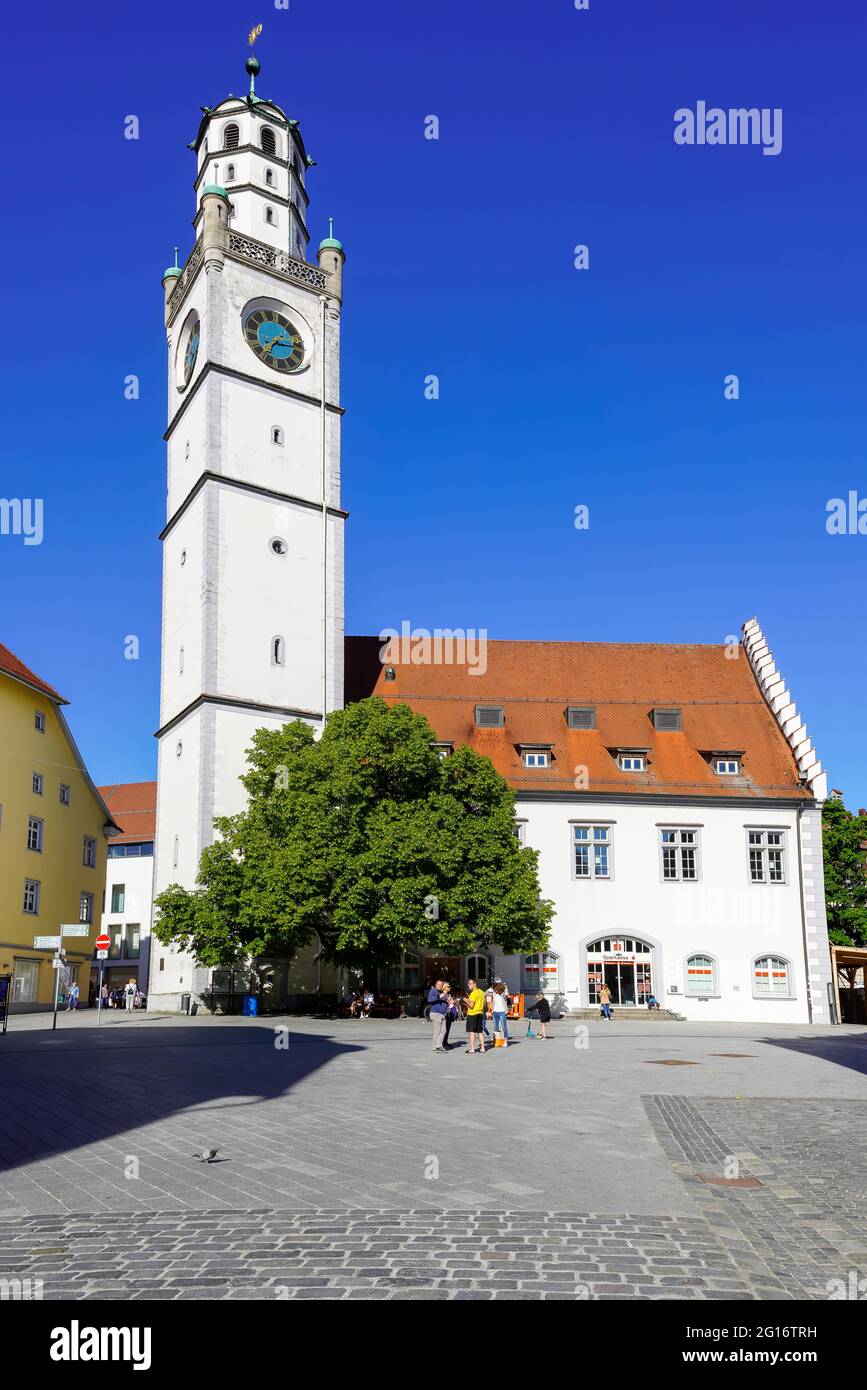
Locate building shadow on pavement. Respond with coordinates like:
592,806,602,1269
0,1022,364,1173
758,1030,867,1078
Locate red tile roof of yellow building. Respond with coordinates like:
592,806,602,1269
344,636,811,801
0,641,66,702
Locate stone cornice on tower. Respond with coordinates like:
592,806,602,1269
742,617,827,802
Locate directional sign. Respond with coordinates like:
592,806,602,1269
61,923,90,938
95,934,111,952
51,959,65,970
97,949,108,960
34,936,61,950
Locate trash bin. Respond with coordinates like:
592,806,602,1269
180,992,191,1015
242,994,258,1017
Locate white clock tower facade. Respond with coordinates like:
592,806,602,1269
149,53,346,1009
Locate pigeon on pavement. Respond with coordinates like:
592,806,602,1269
192,1148,220,1163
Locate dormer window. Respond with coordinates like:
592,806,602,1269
714,757,740,775
432,741,453,759
566,706,596,730
261,127,277,157
618,753,646,772
652,708,682,731
475,705,504,728
521,748,550,769
223,123,240,151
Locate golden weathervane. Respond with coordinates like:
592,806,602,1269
248,24,263,47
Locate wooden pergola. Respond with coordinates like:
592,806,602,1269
830,945,867,1024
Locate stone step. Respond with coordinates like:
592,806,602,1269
565,1008,685,1021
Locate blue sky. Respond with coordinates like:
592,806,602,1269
2,0,865,802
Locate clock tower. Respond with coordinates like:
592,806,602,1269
149,49,346,1010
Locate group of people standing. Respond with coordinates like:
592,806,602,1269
427,977,552,1053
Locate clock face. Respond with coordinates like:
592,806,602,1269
243,309,305,372
183,317,200,386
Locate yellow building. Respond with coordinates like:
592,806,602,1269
0,643,118,1010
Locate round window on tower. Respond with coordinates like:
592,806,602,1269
270,537,287,556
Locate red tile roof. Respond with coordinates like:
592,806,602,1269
344,636,810,801
0,641,66,702
97,781,158,843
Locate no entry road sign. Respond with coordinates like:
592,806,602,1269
95,934,111,951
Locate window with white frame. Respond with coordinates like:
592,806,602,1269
83,835,97,868
521,749,549,768
225,163,235,181
80,892,94,925
59,784,70,805
34,710,45,732
748,829,786,883
111,884,125,914
23,878,40,914
264,205,276,226
265,167,274,186
432,742,453,759
32,772,44,795
27,816,43,852
754,955,792,996
618,753,646,772
573,824,611,879
660,827,700,881
714,757,739,775
522,952,561,992
513,820,527,845
685,953,717,995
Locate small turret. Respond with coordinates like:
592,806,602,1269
162,246,182,316
318,218,345,302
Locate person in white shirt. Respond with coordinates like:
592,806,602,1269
490,979,510,1045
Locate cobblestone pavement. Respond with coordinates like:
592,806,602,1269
0,1014,865,1299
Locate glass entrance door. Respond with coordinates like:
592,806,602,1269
587,939,654,1007
604,961,636,1005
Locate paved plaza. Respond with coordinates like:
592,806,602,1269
1,1011,865,1300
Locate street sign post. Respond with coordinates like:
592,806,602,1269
51,949,66,1032
0,975,10,1036
95,935,111,1028
34,936,61,950
60,924,90,938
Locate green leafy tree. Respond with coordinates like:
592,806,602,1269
822,794,867,947
153,697,553,974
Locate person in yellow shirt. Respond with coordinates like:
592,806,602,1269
463,977,487,1054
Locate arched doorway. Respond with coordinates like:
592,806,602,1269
586,936,654,1007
